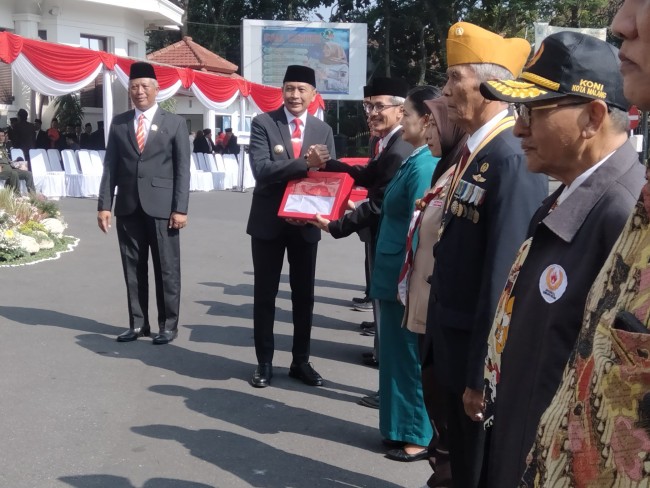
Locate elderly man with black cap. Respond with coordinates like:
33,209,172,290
478,31,645,488
98,61,191,345
312,77,413,407
423,22,548,487
246,64,335,388
508,10,650,485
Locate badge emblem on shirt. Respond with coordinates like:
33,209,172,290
539,264,568,303
273,145,284,154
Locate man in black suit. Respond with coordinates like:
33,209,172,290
424,22,547,487
223,128,240,155
98,62,191,345
312,77,413,406
91,121,105,150
79,123,93,149
246,65,335,388
34,119,50,150
203,129,216,153
13,109,34,163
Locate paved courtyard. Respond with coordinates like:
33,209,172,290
0,191,430,488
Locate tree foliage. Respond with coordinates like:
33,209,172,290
146,0,621,147
53,94,84,128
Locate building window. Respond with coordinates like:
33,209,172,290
128,40,138,58
0,63,12,105
80,35,107,52
78,35,108,108
38,30,47,41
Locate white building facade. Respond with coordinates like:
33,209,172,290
0,0,182,126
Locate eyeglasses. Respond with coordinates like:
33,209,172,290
363,103,400,115
515,100,590,127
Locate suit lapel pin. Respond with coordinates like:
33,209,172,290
273,145,285,155
150,124,158,132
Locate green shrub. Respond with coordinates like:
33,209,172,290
18,220,48,236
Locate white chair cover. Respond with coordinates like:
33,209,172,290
60,149,86,198
202,153,226,190
76,150,102,197
222,154,240,189
89,151,104,174
29,149,66,199
214,154,233,189
189,153,214,192
46,149,63,171
10,148,25,161
243,152,256,189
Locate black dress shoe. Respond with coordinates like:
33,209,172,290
251,363,272,388
116,326,151,342
362,356,379,367
289,362,323,386
382,438,407,448
361,351,374,358
385,447,429,462
358,393,380,409
152,330,177,345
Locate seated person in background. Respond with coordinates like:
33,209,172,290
34,119,50,150
12,156,28,171
90,121,105,150
79,123,93,149
66,134,80,151
0,131,35,193
47,118,61,149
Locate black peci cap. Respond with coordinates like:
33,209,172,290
369,77,410,98
130,61,157,81
283,65,316,87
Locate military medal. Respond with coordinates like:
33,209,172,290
273,145,284,154
456,203,465,217
450,200,459,215
480,162,489,173
473,210,480,224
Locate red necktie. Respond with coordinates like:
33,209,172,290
136,114,146,152
374,138,382,157
291,118,302,158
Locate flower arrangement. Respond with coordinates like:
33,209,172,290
0,188,71,264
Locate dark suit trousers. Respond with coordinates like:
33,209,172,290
116,205,181,332
419,334,452,487
445,387,488,488
251,231,318,364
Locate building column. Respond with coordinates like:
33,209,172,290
12,14,42,119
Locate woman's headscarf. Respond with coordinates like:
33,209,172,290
424,97,468,185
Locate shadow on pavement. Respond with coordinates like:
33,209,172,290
0,306,122,335
131,425,401,488
197,299,363,332
74,333,373,402
200,281,353,308
184,323,375,367
242,271,366,293
59,475,213,488
149,384,381,450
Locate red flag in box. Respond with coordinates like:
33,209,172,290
278,172,355,221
